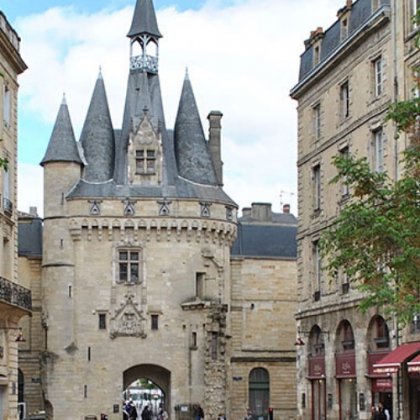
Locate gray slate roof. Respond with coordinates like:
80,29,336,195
80,72,115,182
18,215,42,258
298,0,390,82
127,0,162,38
174,74,218,186
40,97,82,166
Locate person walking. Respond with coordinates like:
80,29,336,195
142,405,151,420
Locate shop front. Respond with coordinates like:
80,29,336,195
374,342,420,420
308,354,326,420
367,351,392,411
336,351,357,420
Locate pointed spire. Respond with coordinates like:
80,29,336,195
174,73,218,185
80,73,115,182
40,96,82,166
128,0,162,39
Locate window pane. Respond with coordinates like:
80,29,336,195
119,252,128,261
147,150,155,158
119,263,128,281
130,252,139,261
130,264,139,282
136,150,144,158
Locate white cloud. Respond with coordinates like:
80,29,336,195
16,0,343,216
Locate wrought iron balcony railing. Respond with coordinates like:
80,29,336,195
0,276,32,311
130,54,158,74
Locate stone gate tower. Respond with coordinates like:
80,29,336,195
40,0,237,418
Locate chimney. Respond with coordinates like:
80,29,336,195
283,204,290,214
251,203,272,222
242,207,251,218
207,111,223,186
29,206,38,217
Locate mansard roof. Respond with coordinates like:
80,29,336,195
40,96,82,166
174,73,218,186
127,0,162,38
79,71,115,182
295,0,391,85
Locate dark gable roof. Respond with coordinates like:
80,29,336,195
18,215,42,258
127,0,162,38
231,223,297,259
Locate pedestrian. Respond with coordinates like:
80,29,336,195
123,401,130,420
142,405,151,420
217,413,226,420
158,406,169,420
244,408,252,420
130,401,138,420
194,404,204,420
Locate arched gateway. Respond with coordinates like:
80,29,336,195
124,364,171,415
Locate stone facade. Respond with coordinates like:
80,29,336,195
16,1,298,420
291,0,420,419
0,11,30,420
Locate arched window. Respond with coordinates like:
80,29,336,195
249,368,269,418
337,320,355,351
368,316,389,350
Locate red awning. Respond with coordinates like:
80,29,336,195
373,342,420,374
408,354,420,373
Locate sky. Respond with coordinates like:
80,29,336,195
1,0,344,216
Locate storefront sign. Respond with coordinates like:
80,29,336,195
372,378,392,392
335,351,356,378
308,354,326,378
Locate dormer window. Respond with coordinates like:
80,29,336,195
341,18,348,41
313,45,321,66
136,149,156,174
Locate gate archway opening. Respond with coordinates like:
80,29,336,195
123,364,171,418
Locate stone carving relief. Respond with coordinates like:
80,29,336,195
110,292,146,339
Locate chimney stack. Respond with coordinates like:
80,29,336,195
29,206,38,217
283,204,290,214
251,203,272,222
208,111,223,186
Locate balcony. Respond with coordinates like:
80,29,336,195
0,276,32,312
3,198,13,216
130,54,158,74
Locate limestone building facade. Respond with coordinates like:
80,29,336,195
291,0,420,419
0,11,31,420
16,1,298,419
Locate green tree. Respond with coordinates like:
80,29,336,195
321,97,420,326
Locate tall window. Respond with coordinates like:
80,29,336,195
373,56,383,97
195,272,205,300
340,18,348,41
98,313,107,330
340,81,350,119
340,147,350,197
3,85,11,127
118,249,140,283
136,149,156,174
249,368,269,418
313,240,322,299
373,128,384,172
313,164,321,211
313,45,321,66
313,103,321,140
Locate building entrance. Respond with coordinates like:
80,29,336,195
123,365,171,420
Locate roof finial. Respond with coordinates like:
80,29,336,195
61,92,67,105
98,66,103,79
185,67,189,81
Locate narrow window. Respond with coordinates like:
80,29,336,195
340,81,350,119
84,385,88,399
373,56,383,97
195,273,205,300
136,149,156,174
118,249,140,283
313,165,321,211
313,103,321,140
68,285,72,298
313,45,320,66
340,147,350,197
87,346,91,361
373,128,384,172
151,314,159,330
192,332,197,348
211,332,218,360
3,85,11,126
340,18,348,41
313,240,322,299
98,314,106,330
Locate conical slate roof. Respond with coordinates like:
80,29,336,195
80,71,115,182
127,0,162,38
174,73,218,185
40,96,82,166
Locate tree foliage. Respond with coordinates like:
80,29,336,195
321,72,420,326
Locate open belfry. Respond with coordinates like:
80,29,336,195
17,0,300,419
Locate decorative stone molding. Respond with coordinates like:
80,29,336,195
110,292,146,339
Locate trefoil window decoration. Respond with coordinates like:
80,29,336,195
89,200,101,216
226,206,233,221
158,199,171,216
123,199,136,216
200,202,212,217
118,249,141,284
